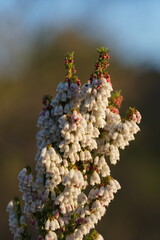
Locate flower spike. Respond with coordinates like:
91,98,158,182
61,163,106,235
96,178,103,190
7,48,141,240
90,47,110,81
65,52,81,86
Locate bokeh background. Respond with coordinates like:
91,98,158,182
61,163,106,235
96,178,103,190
0,0,160,239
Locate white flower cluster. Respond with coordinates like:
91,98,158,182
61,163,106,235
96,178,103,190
36,80,81,161
97,110,141,164
65,178,121,240
6,199,27,240
7,49,141,240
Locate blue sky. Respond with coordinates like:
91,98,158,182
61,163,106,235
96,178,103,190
0,0,160,71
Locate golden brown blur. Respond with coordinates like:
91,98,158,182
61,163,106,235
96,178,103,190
0,2,160,238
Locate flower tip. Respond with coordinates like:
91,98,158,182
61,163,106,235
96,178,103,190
126,107,142,124
97,47,110,53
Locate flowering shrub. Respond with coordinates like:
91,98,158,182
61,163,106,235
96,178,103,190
7,48,141,240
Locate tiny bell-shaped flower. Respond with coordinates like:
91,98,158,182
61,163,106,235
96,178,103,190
45,219,50,231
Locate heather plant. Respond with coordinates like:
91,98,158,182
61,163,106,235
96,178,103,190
7,47,141,240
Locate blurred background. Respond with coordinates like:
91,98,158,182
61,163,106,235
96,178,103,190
0,0,160,239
